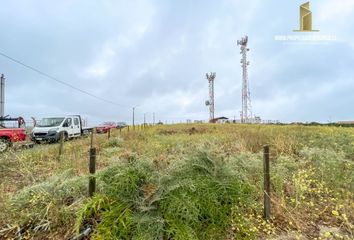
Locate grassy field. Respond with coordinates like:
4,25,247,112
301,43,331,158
0,124,353,239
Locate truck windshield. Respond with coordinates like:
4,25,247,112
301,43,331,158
38,118,65,127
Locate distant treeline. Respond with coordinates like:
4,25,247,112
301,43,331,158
289,122,354,128
225,122,354,128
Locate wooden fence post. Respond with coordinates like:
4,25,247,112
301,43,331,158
88,147,96,197
88,129,96,197
58,132,64,161
107,128,111,139
90,129,94,148
263,145,271,220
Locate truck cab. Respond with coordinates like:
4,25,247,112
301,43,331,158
31,115,82,143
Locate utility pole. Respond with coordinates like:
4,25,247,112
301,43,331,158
0,74,5,125
132,105,139,130
237,36,252,123
205,72,216,123
143,113,146,126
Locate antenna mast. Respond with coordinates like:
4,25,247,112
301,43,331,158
237,36,252,123
205,72,216,122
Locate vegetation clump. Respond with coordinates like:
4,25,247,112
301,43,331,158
74,152,255,239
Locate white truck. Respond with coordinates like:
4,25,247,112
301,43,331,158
31,115,90,143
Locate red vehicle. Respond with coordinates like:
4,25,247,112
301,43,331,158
0,117,27,152
0,127,27,152
96,122,117,134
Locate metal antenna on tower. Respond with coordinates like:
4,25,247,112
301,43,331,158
205,72,216,122
237,36,252,123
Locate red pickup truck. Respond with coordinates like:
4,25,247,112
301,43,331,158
96,122,117,134
0,128,27,152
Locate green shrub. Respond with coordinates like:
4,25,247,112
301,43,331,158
102,137,124,148
10,170,86,233
74,152,256,239
300,147,354,193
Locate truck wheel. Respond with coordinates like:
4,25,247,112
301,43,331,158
64,132,68,141
58,132,68,143
0,139,10,153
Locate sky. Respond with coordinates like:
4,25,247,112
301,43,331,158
0,0,354,125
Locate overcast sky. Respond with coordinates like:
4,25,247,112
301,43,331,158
0,0,353,125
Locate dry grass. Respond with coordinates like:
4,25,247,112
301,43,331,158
0,124,353,239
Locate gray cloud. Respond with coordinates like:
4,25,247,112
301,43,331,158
0,0,353,125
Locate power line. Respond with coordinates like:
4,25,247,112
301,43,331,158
0,51,129,108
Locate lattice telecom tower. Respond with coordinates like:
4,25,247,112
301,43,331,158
237,36,252,123
205,72,216,122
